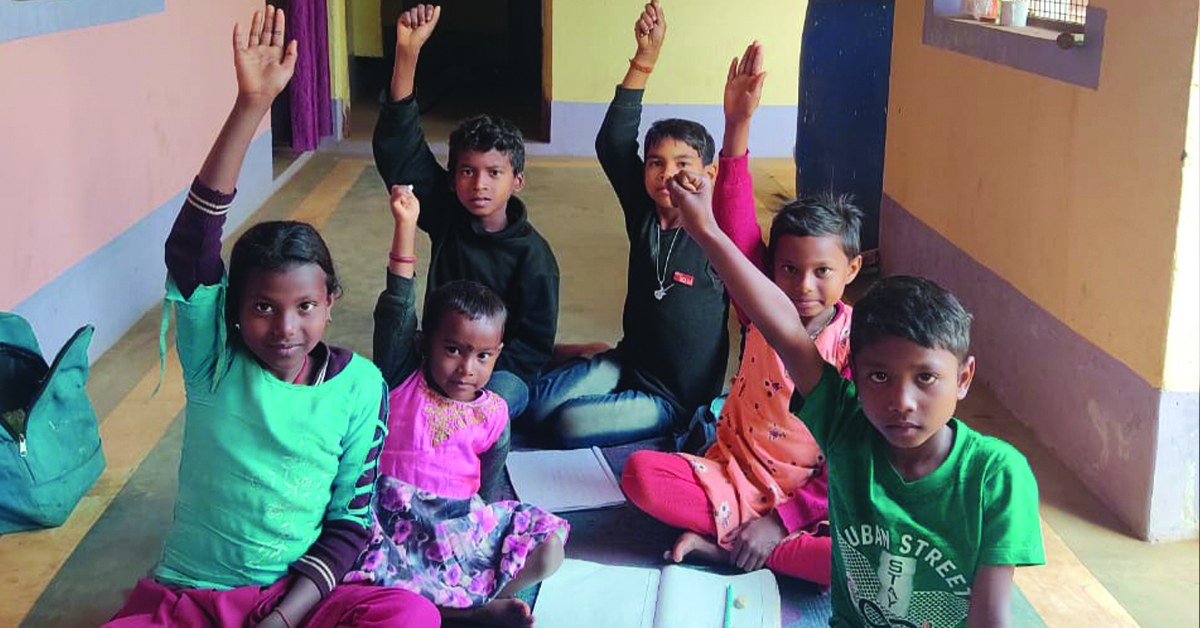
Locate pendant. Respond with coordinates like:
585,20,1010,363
654,287,667,300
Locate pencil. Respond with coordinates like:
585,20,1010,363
723,583,734,628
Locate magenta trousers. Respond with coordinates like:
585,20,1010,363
621,451,832,586
102,576,440,628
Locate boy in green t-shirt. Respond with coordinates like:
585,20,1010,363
665,171,1045,628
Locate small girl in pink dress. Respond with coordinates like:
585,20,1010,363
346,186,567,628
621,42,863,586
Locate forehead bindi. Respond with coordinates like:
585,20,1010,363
433,311,504,349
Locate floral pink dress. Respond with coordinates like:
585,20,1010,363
345,372,568,607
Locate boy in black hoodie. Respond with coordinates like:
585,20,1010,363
374,4,560,500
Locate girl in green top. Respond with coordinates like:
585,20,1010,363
103,8,438,628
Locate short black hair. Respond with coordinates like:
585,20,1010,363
422,280,508,338
644,118,716,166
448,115,526,174
850,276,973,363
227,221,342,329
768,193,864,269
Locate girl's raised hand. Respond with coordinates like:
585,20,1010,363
667,170,717,235
390,184,420,225
724,41,767,123
232,7,298,107
397,4,441,57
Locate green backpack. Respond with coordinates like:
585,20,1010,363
0,312,105,533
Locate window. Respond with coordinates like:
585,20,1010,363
1029,0,1087,31
922,0,1105,89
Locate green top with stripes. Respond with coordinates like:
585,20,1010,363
154,279,386,590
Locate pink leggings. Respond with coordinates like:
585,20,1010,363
621,450,831,586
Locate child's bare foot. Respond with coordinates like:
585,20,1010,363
665,531,728,564
442,598,534,628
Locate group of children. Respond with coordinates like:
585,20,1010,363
101,3,1045,628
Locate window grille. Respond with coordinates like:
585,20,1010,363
1028,0,1087,27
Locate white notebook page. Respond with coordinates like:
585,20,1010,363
534,559,659,628
652,565,781,628
506,447,626,512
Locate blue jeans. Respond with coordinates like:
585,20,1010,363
477,371,525,502
675,396,724,454
524,350,679,449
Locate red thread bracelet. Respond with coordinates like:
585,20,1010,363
628,58,654,74
389,253,417,264
272,608,294,628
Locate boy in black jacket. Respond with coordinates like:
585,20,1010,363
525,1,730,449
374,4,560,499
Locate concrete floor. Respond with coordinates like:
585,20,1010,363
2,150,1196,628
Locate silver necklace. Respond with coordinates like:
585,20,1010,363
653,220,682,300
807,306,837,339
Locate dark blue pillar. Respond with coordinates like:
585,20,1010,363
795,0,895,251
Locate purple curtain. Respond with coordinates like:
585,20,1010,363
284,0,331,151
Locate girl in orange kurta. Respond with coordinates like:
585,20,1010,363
620,65,864,582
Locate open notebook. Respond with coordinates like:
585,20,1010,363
505,447,626,512
534,559,781,628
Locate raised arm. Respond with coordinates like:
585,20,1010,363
202,8,297,194
715,41,770,324
622,1,665,90
374,4,454,235
166,7,296,298
667,171,826,395
721,41,766,162
388,3,440,102
595,2,665,213
372,185,423,389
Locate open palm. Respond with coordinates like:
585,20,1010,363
724,42,767,121
233,6,298,104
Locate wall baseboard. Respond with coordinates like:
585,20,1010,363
12,132,275,365
534,101,798,158
881,193,1199,540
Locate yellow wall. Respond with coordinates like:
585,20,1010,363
329,0,351,101
347,0,806,105
351,0,382,57
552,0,806,106
884,0,1198,387
1164,35,1200,393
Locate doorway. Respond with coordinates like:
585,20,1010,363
350,0,550,144
268,0,302,177
268,0,333,177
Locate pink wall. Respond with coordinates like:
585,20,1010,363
0,0,264,310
